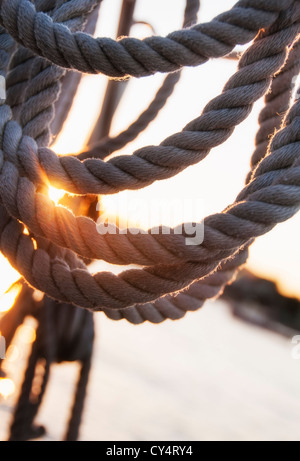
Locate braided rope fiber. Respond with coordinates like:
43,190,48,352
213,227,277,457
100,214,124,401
0,0,299,325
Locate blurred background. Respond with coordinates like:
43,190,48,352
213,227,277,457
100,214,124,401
0,0,300,441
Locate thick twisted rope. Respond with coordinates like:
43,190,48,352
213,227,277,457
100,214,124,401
30,0,199,157
4,0,242,326
106,79,300,324
51,2,102,138
0,7,298,296
0,1,298,324
1,7,96,439
0,0,296,77
101,249,249,324
0,25,15,78
6,0,97,115
78,73,182,160
6,0,101,146
34,14,300,198
0,93,299,313
0,1,207,268
5,0,58,120
79,0,202,160
246,37,300,182
37,6,300,197
0,202,249,322
18,0,101,146
0,110,294,323
0,10,298,270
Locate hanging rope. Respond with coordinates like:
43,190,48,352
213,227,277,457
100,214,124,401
0,11,298,279
247,38,300,180
1,0,100,442
0,0,298,320
79,0,200,159
0,0,299,442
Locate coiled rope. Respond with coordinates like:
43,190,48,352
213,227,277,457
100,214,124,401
0,0,298,325
1,0,100,442
0,1,299,441
0,0,297,77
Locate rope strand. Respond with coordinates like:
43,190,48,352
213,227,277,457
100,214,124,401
0,12,298,269
0,93,298,313
0,1,298,323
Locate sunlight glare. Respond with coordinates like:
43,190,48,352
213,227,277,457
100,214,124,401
48,186,67,205
0,378,15,399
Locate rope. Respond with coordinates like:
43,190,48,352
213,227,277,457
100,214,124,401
2,0,241,327
0,0,296,77
51,2,102,138
6,0,97,115
79,0,201,160
29,10,300,197
1,1,299,443
0,1,298,323
3,3,97,441
0,9,298,272
6,0,102,146
0,202,250,323
1,89,299,312
246,36,300,182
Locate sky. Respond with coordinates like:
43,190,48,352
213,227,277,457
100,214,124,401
1,0,299,301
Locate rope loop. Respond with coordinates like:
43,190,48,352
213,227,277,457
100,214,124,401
0,0,298,324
